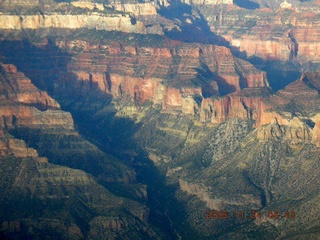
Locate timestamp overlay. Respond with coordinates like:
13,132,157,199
206,209,296,220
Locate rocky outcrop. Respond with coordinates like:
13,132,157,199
198,87,292,127
255,72,320,144
0,129,46,160
290,25,320,62
256,117,312,144
0,63,74,130
0,64,60,109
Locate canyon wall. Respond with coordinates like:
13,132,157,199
198,5,320,62
55,38,268,108
0,13,153,34
0,63,74,130
0,61,137,183
2,33,320,147
59,38,320,146
112,3,158,15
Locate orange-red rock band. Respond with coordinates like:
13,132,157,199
206,210,296,220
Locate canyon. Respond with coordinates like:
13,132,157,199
0,58,161,239
1,0,320,239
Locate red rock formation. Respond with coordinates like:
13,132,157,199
0,64,60,110
200,88,279,126
200,5,320,62
5,37,320,146
0,133,45,160
0,63,74,130
56,38,268,115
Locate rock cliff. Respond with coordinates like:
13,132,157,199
0,63,73,129
3,32,320,147
0,13,153,34
196,4,320,63
112,2,158,15
54,34,269,112
0,128,46,160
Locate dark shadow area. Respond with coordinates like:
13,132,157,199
158,3,229,46
229,48,302,92
233,0,260,10
260,60,302,91
195,62,236,96
242,171,267,207
0,39,70,95
305,119,315,128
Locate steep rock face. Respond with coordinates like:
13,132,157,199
198,87,293,127
112,2,158,15
200,88,269,125
0,63,74,130
0,64,60,109
230,37,295,61
0,13,151,34
197,4,320,62
290,25,320,62
312,123,320,146
54,37,268,113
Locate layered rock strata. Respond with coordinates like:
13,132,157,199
3,33,320,147
0,62,158,239
196,4,320,62
0,13,152,34
0,63,73,129
0,62,137,183
55,37,268,113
